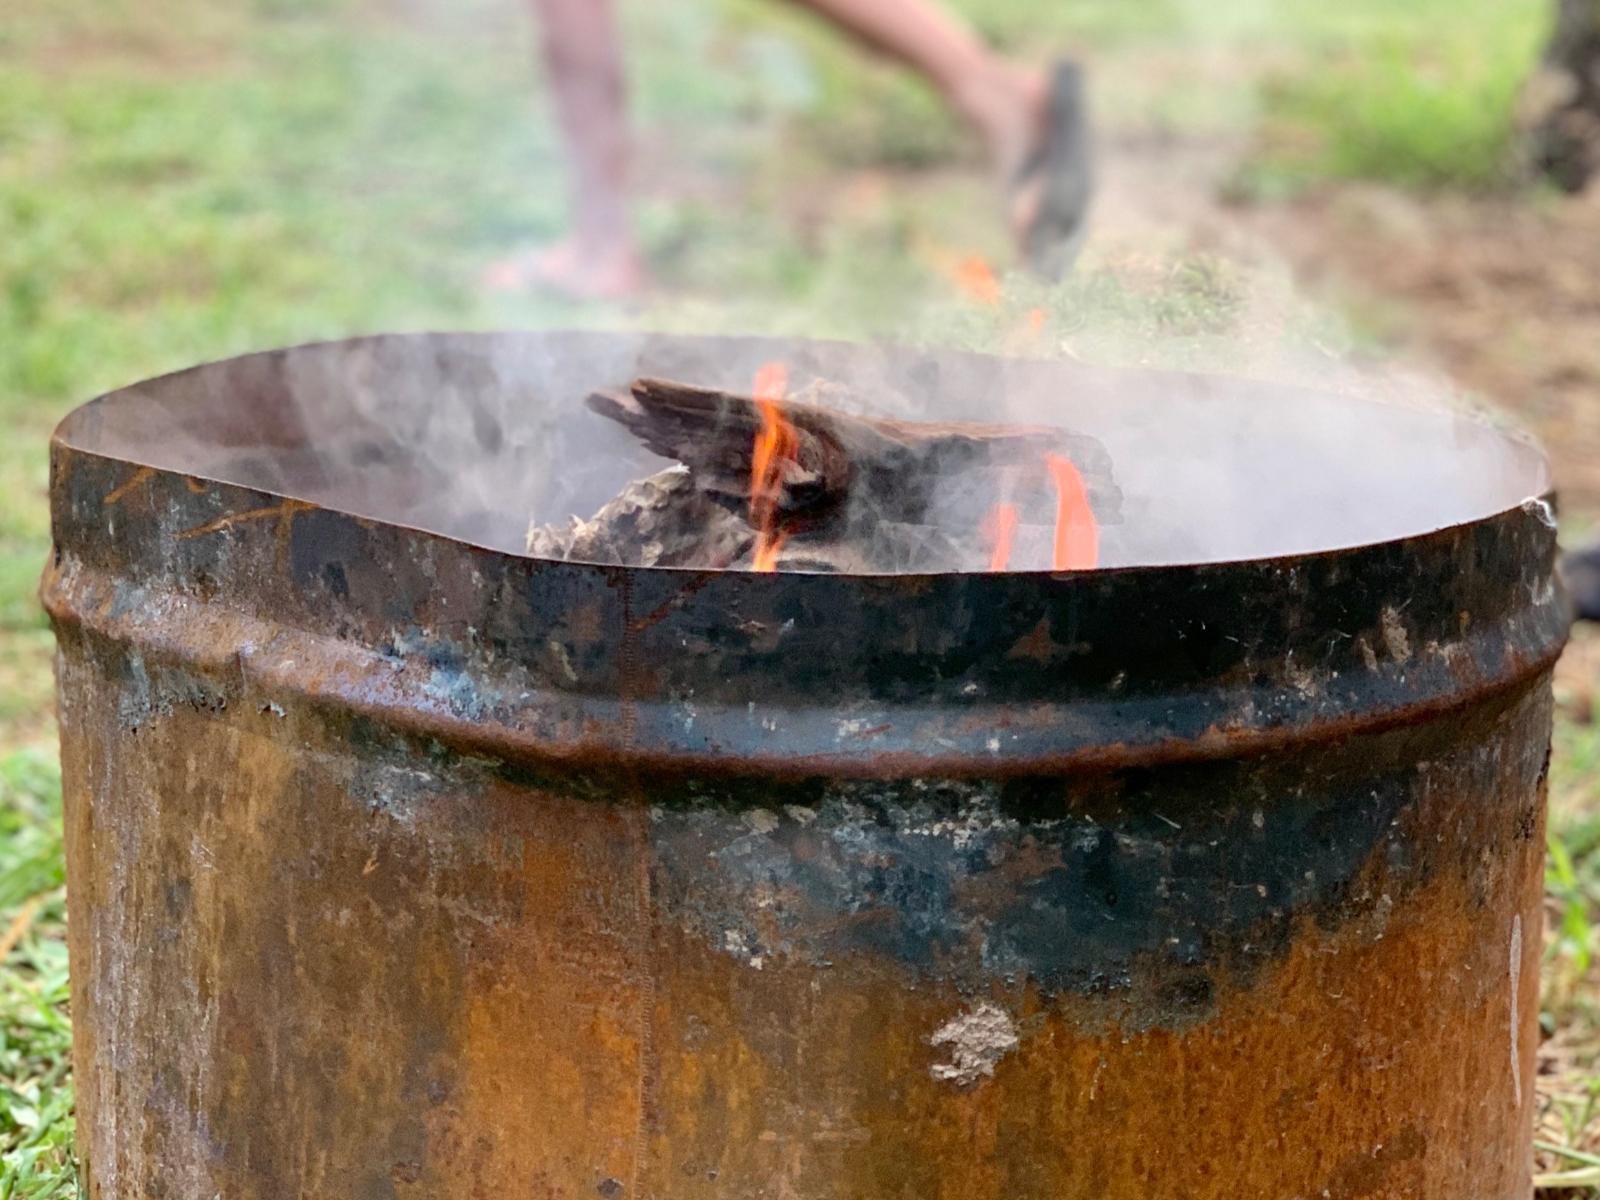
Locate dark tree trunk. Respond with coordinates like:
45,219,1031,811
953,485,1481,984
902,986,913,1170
1526,0,1600,191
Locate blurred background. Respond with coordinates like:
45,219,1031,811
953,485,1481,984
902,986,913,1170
3,0,1599,1193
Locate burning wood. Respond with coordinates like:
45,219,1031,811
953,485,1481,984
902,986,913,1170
748,363,794,572
527,374,1121,573
985,503,1021,572
1046,452,1098,571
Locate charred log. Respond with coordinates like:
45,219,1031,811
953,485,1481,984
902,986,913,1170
589,376,1119,525
529,376,1121,572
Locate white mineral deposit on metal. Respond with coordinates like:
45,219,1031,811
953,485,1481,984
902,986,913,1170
929,1003,1020,1087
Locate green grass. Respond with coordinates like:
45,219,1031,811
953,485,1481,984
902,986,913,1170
0,750,71,1200
2,0,1597,1193
1550,676,1600,979
1238,0,1550,194
1544,675,1600,1195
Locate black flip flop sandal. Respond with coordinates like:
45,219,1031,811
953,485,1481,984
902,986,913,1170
1014,59,1094,278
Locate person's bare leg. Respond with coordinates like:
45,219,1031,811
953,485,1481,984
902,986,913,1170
784,0,1090,270
787,0,1047,175
486,0,644,299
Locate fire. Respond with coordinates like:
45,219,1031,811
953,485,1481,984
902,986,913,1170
752,532,787,573
917,239,1004,308
1046,453,1099,571
1002,306,1049,355
749,362,796,573
953,255,1002,307
984,503,1019,572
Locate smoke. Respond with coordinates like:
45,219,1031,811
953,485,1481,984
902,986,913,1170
71,322,1547,574
64,0,1554,573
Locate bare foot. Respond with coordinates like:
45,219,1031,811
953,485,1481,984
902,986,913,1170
962,66,1050,184
482,236,647,301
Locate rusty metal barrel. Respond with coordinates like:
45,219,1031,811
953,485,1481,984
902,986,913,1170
44,332,1567,1199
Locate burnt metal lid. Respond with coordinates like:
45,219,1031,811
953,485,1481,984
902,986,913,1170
42,332,1569,777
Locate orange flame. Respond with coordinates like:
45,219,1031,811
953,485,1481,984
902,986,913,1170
916,240,1005,308
750,362,795,573
752,532,787,573
953,255,1002,307
984,503,1019,572
1002,306,1049,355
1046,454,1099,571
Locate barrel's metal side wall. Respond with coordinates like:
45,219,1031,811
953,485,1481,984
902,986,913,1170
44,355,1567,1199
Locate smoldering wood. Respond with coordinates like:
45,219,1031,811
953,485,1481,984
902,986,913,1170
525,467,753,569
527,376,1122,571
523,469,968,573
590,377,1121,524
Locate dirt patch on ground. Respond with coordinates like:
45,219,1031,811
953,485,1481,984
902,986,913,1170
19,20,241,79
1245,185,1600,518
1556,623,1599,724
